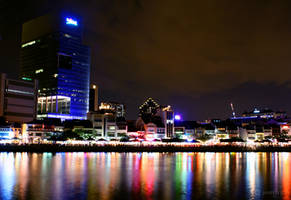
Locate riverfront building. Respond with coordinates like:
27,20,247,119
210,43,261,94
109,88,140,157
87,112,127,139
136,98,176,139
22,119,63,143
160,106,174,138
0,73,38,123
20,12,91,121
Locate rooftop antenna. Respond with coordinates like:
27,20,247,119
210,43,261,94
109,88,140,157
230,102,236,118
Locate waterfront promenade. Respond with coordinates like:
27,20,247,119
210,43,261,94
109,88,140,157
0,142,291,152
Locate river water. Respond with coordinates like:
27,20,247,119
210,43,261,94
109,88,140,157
0,152,290,200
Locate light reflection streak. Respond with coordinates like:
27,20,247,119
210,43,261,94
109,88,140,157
246,152,256,199
0,153,15,200
142,153,155,199
17,152,29,200
186,154,193,200
273,152,279,194
281,153,290,200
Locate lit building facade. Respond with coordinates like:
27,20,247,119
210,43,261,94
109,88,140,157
99,102,125,118
139,99,175,139
22,120,64,143
0,73,38,123
161,106,174,138
87,112,127,139
20,12,90,121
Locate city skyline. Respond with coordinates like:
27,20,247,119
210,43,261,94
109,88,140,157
1,2,291,199
2,1,291,120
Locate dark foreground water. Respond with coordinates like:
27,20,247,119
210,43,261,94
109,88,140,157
0,152,290,200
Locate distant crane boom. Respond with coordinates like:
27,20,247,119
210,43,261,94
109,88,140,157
230,102,236,118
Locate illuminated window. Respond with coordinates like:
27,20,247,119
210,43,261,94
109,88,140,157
21,40,36,48
64,34,72,38
35,69,44,74
7,89,33,95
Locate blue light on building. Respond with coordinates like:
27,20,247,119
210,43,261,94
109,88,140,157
174,114,181,121
0,128,14,140
66,17,78,26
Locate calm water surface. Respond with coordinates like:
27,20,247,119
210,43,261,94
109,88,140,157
0,152,290,200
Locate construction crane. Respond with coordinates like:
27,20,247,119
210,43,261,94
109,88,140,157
230,102,236,118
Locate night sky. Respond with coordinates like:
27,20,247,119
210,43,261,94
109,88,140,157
1,0,291,120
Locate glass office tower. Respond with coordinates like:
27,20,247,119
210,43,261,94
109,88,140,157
20,12,90,120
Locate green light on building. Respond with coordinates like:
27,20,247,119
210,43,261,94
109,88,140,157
22,77,32,81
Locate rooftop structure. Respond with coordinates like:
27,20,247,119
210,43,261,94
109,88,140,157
139,98,160,117
99,102,125,118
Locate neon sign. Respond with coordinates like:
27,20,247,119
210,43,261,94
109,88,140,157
282,125,289,130
66,17,78,26
253,108,260,114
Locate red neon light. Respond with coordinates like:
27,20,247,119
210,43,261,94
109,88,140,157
282,125,289,129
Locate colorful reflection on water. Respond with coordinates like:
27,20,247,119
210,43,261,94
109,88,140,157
0,152,291,199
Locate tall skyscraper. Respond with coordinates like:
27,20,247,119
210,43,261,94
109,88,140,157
161,106,174,138
89,84,98,112
20,11,90,120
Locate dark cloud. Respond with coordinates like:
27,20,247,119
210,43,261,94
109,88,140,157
1,0,291,119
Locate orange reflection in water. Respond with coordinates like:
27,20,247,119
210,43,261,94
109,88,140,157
141,153,155,200
281,153,291,200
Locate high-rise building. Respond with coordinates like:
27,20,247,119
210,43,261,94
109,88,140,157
89,84,98,112
20,12,90,120
161,106,174,138
0,73,38,123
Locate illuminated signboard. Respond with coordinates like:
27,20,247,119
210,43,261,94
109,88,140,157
66,17,78,26
253,108,260,114
22,77,32,81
